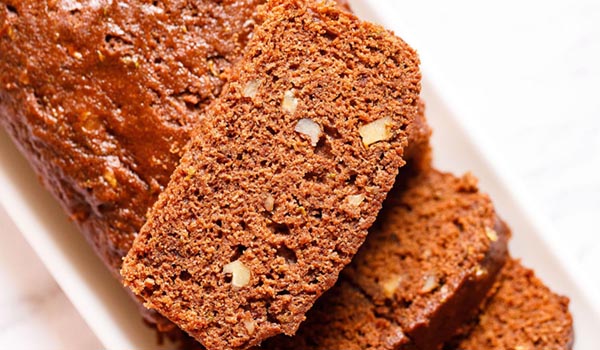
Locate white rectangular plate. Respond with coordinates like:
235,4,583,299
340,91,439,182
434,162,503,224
1,1,599,349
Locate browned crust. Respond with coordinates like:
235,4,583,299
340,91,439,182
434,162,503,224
0,0,265,276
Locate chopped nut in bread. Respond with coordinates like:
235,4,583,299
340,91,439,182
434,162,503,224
359,116,394,147
223,260,251,289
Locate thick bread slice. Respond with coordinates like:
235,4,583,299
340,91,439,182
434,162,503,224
154,96,432,350
121,1,421,349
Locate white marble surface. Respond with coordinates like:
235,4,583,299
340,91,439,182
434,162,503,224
393,0,600,293
0,207,101,349
0,0,599,348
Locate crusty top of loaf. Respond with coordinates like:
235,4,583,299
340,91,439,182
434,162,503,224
0,0,263,275
121,1,421,349
260,168,508,350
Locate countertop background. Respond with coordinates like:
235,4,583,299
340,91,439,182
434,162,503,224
1,0,598,348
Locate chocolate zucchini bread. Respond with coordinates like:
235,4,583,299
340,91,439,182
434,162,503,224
259,168,509,350
446,259,574,350
160,96,432,350
0,0,262,279
121,1,421,349
0,0,349,336
152,94,431,350
0,0,264,336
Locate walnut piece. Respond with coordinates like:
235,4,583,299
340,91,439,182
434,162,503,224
120,55,140,68
295,118,322,146
80,111,102,132
358,116,394,147
380,274,403,298
243,79,261,98
347,194,365,207
420,274,438,294
264,194,275,211
244,319,256,335
143,277,155,289
282,90,299,113
103,169,118,188
422,249,432,259
485,227,498,242
185,167,197,181
223,260,251,288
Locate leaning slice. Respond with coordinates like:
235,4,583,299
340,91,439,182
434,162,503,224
121,1,421,349
446,259,574,350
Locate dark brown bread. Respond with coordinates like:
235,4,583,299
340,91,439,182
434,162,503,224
169,93,431,350
0,0,262,280
266,280,410,350
0,0,348,338
121,1,421,349
0,0,264,337
446,259,574,350
259,168,509,350
147,97,432,350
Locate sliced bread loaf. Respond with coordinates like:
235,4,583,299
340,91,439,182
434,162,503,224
121,1,421,349
0,0,351,339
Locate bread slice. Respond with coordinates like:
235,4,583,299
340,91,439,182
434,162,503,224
121,1,421,349
445,259,574,350
259,168,509,350
145,97,432,350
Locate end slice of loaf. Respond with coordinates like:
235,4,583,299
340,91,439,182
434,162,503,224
121,1,421,349
446,259,574,350
259,168,509,350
